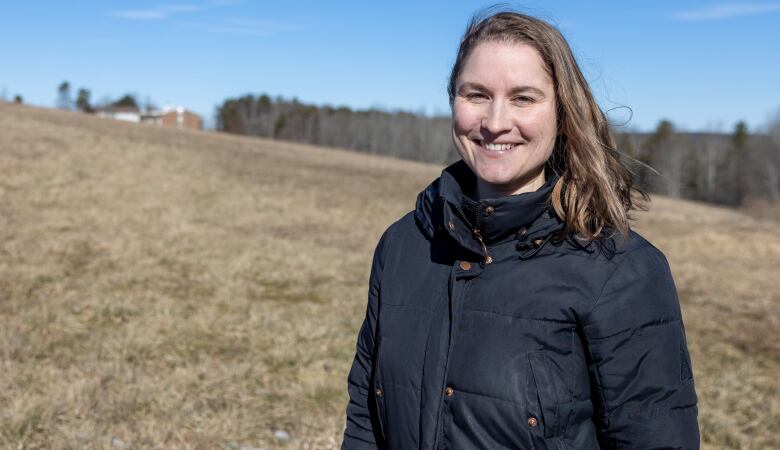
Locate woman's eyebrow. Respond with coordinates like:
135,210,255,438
508,86,545,97
458,82,545,97
458,82,488,93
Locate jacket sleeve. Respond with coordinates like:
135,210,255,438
581,244,700,450
341,230,389,449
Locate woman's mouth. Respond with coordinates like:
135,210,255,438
473,139,519,153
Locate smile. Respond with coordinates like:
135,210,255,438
473,139,519,152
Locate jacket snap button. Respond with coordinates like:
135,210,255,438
517,227,528,238
444,386,455,397
484,205,495,216
459,261,471,270
375,388,383,397
527,416,538,427
448,221,455,231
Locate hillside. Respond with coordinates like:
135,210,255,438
0,103,778,449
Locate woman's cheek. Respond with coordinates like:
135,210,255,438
453,102,483,132
518,107,544,127
518,106,556,139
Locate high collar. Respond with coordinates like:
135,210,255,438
414,159,563,258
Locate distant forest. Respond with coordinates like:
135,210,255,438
216,94,780,207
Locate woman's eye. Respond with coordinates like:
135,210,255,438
513,96,534,103
465,92,488,101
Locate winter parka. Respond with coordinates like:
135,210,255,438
341,160,700,450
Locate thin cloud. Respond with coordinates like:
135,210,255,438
111,3,202,20
159,4,202,13
220,18,302,33
110,1,298,37
672,2,780,20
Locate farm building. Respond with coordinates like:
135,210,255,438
96,105,202,130
141,106,203,130
95,106,141,123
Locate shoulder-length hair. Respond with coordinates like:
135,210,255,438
448,8,648,241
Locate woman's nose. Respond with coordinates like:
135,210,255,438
481,101,512,135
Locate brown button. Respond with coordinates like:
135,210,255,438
447,221,455,231
484,256,493,265
532,238,545,248
459,261,471,270
444,386,455,397
375,388,383,397
517,227,528,239
527,416,538,427
484,205,495,216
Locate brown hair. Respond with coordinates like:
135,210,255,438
448,8,648,241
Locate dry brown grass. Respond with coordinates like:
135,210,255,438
0,103,777,449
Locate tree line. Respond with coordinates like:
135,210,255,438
620,120,779,205
216,94,456,164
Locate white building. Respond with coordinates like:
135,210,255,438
95,106,141,123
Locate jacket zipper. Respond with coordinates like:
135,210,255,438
432,275,470,450
450,202,492,264
432,202,493,449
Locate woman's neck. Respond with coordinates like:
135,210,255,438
474,168,546,200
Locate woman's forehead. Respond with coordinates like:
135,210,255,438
458,41,554,91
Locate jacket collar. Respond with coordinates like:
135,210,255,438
414,159,563,258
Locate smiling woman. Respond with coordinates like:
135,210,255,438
451,40,558,198
341,8,700,450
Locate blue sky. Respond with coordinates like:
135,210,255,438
1,1,779,132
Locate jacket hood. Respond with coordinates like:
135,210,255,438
414,159,563,258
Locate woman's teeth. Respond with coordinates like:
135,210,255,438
480,141,517,151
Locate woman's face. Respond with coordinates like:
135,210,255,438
452,40,558,198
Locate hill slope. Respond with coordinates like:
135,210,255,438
1,103,777,449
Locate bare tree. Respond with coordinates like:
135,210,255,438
770,107,780,147
57,81,72,110
760,108,780,201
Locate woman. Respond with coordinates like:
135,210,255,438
341,10,699,450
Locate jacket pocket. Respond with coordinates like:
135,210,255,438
526,351,562,439
680,343,693,381
371,380,388,444
371,332,388,445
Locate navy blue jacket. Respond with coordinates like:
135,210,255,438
342,160,699,450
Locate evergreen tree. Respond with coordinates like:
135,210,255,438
728,121,749,205
639,119,675,194
76,88,92,112
113,94,139,109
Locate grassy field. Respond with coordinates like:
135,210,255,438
0,103,777,449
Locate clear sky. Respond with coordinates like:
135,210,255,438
1,1,779,132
